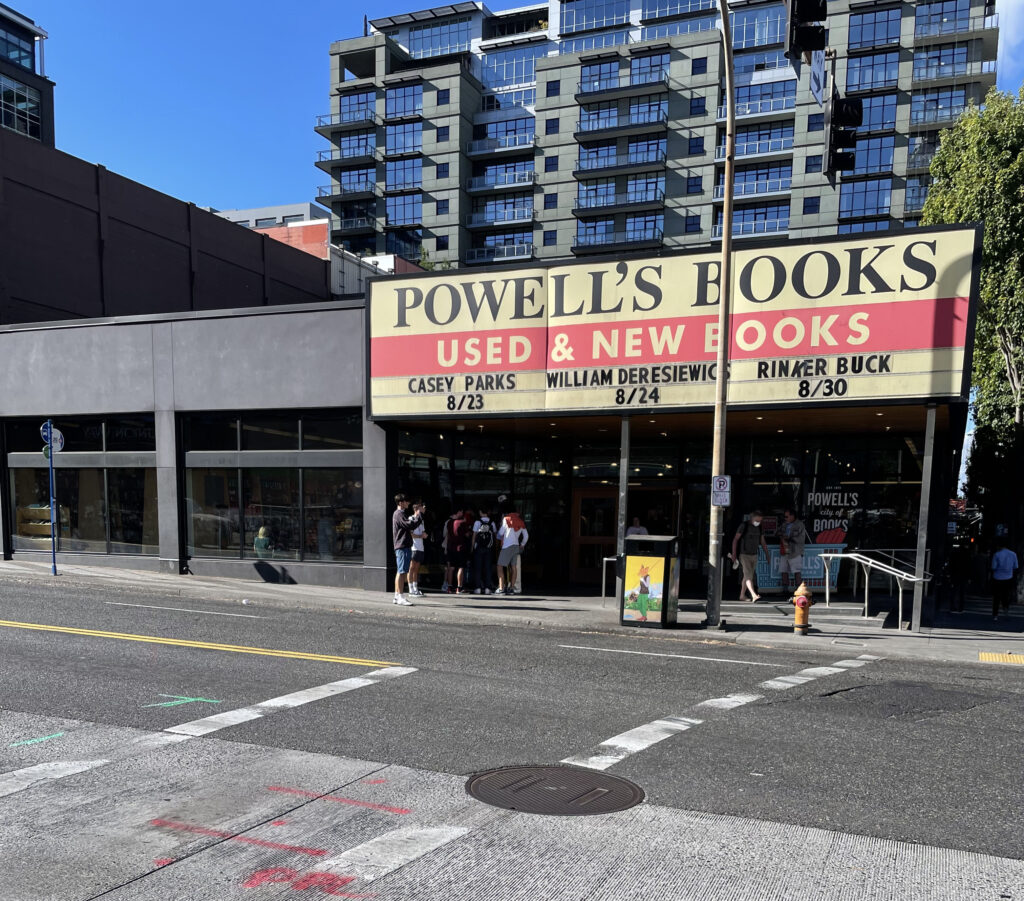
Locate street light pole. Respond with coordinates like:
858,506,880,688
705,0,736,628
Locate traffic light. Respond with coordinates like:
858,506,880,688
784,0,827,60
823,93,863,175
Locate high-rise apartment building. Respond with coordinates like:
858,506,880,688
0,3,52,146
316,0,997,265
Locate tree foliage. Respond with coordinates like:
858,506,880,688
922,87,1024,438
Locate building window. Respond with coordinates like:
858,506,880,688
626,213,663,240
543,229,557,246
803,196,820,214
631,53,669,85
437,125,449,142
339,91,375,123
482,45,547,88
839,177,892,218
688,136,704,155
386,228,423,259
805,154,822,173
852,134,895,174
914,43,969,80
732,4,786,50
808,113,824,131
915,0,970,35
581,60,619,92
846,52,899,92
0,74,42,141
544,192,558,209
838,218,890,234
686,175,702,194
408,15,472,59
861,93,898,131
545,155,559,172
481,88,536,111
910,86,968,126
436,162,449,179
0,25,35,70
685,214,701,233
437,88,450,105
546,117,560,135
848,8,902,50
386,157,422,190
255,217,276,228
385,84,423,118
387,193,423,226
386,122,422,154
561,0,630,34
436,198,449,214
692,57,707,75
715,200,790,233
628,173,665,202
547,80,561,97
691,96,706,116
436,235,449,250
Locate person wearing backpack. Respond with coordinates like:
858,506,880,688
729,509,769,602
471,510,497,595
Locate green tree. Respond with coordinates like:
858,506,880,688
922,87,1024,435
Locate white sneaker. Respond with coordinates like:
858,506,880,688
409,589,424,597
393,596,413,606
473,588,482,595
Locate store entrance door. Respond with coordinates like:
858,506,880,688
571,488,617,584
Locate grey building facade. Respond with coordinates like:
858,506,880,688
0,2,53,146
315,0,998,264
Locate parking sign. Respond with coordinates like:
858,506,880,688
712,475,732,507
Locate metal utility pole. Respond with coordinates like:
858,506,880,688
705,0,736,628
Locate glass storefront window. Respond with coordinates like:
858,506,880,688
108,468,159,554
303,469,363,561
106,416,156,451
243,468,300,560
302,412,362,450
10,468,107,553
184,413,239,451
241,415,299,451
186,468,241,558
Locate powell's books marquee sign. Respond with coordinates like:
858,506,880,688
368,226,980,419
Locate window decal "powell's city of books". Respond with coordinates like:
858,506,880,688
368,226,979,419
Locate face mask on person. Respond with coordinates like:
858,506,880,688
752,519,762,526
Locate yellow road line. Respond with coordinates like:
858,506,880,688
979,652,1024,665
0,619,398,667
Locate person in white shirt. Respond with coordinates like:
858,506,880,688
497,511,529,595
408,503,427,597
625,516,648,536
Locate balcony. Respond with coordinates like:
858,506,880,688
711,219,789,239
330,216,377,235
573,148,667,177
715,136,794,160
717,96,796,121
712,177,792,201
912,59,997,87
465,244,535,264
904,189,929,213
315,146,380,170
573,188,665,216
466,171,536,192
559,29,633,55
575,70,670,100
382,106,424,123
466,208,535,228
906,147,937,171
574,109,669,139
909,105,970,128
914,13,999,49
467,133,536,155
572,227,664,253
317,181,379,202
314,109,379,134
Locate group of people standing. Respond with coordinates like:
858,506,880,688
391,494,529,606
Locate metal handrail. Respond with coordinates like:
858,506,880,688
820,552,932,627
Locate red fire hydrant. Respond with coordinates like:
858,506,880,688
791,582,813,635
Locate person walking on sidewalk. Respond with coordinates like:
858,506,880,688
778,508,808,592
392,493,425,606
497,510,529,595
990,539,1019,622
730,510,769,602
471,510,497,595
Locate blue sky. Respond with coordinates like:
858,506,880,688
28,0,1024,211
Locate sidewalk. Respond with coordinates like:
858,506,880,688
1,560,1022,667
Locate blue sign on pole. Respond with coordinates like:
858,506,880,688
39,421,52,443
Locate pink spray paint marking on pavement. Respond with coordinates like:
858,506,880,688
150,818,327,856
267,785,411,815
243,868,374,897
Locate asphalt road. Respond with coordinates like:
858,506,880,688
1,578,1022,899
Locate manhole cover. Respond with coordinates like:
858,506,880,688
465,765,644,816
